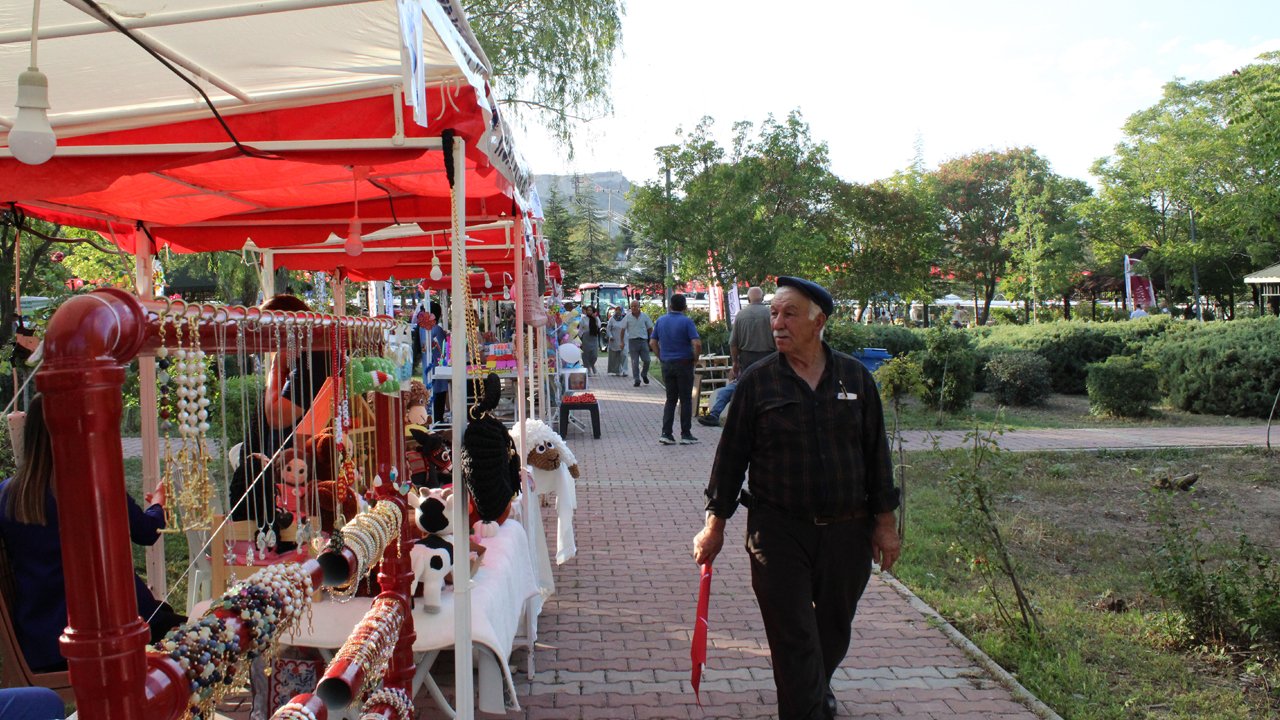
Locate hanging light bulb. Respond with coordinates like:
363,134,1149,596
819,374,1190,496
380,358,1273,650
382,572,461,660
344,218,364,257
483,270,493,289
502,272,512,301
10,68,55,165
429,252,443,281
10,2,56,166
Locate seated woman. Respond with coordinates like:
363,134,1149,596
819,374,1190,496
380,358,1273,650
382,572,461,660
0,395,185,673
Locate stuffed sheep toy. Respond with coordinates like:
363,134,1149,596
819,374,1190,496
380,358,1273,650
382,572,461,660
512,418,579,567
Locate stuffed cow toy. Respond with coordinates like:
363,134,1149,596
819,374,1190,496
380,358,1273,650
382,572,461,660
408,486,457,613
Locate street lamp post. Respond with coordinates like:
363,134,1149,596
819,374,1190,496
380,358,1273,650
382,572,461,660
664,161,673,307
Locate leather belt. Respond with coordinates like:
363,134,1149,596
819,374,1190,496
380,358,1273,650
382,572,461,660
741,491,868,526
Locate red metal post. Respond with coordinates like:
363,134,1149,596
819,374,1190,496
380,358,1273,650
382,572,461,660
372,391,417,693
37,289,151,720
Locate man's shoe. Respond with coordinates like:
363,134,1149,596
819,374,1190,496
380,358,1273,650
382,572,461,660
642,373,649,385
697,414,719,428
679,434,699,445
634,380,641,387
825,687,837,716
659,435,676,445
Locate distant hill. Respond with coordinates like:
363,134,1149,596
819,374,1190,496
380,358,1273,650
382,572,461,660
534,172,634,236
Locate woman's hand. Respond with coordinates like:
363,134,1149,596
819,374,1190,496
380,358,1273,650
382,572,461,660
145,484,167,508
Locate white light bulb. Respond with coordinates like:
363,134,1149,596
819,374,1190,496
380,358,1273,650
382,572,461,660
484,271,492,289
344,218,364,257
503,285,511,301
430,255,443,281
8,69,56,166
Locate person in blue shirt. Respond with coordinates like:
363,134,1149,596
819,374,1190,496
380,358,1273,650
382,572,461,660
418,302,449,422
0,395,185,674
650,293,703,445
0,688,65,720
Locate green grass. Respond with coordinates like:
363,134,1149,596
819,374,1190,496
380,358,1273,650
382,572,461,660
893,447,1280,719
887,392,1265,431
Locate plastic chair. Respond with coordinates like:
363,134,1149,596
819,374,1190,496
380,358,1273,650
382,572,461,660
0,536,74,704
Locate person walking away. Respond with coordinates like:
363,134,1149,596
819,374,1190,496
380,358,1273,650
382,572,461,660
650,293,702,445
692,276,901,720
606,305,629,376
623,300,654,387
699,285,775,427
580,305,601,375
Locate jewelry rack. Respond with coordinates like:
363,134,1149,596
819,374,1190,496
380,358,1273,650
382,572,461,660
35,289,414,720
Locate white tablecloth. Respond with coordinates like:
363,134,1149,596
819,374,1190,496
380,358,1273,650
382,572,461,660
201,520,539,715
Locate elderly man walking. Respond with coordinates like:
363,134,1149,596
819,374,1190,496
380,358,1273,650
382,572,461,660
650,293,702,445
622,300,654,387
693,276,901,720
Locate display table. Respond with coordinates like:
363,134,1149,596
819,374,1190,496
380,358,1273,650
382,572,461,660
198,521,538,716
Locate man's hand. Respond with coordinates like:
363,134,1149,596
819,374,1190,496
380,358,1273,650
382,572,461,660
693,515,725,566
871,512,901,572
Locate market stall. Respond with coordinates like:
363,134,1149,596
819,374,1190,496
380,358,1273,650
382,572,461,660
1,2,554,718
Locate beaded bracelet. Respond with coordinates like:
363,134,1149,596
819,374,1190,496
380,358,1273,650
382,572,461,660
328,597,405,698
360,687,413,720
273,702,319,720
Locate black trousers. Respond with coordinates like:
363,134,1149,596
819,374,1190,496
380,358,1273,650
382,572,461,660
660,360,695,437
747,503,873,720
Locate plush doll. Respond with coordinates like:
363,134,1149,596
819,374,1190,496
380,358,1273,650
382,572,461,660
306,429,365,533
403,381,450,488
408,486,464,613
514,419,579,566
461,373,520,537
347,356,400,395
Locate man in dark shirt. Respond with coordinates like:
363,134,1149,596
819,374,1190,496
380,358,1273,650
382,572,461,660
650,293,703,445
693,276,901,720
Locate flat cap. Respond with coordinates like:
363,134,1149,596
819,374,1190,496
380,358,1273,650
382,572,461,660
777,276,834,317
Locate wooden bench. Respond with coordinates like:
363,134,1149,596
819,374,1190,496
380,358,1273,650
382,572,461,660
693,355,732,416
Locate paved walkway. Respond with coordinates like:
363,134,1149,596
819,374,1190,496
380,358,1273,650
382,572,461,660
420,373,1057,720
190,374,1271,720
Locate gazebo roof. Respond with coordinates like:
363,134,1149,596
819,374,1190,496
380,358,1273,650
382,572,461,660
1244,262,1280,284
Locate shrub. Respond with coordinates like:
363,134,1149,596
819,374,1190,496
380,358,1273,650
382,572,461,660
973,317,1180,394
696,319,730,355
1150,494,1280,648
1085,355,1160,417
1149,317,1280,418
985,351,1052,406
914,327,976,412
823,318,925,358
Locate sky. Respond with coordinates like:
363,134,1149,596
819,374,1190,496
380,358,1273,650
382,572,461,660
513,0,1280,188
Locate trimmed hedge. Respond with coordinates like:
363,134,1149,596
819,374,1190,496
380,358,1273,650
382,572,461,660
1086,356,1160,417
971,317,1182,394
985,351,1052,406
824,319,925,358
1149,317,1280,418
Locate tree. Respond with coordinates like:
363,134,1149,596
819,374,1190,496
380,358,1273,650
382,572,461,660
568,177,617,283
822,178,943,321
542,186,578,285
465,0,624,150
626,112,844,304
1002,167,1092,320
932,148,1048,324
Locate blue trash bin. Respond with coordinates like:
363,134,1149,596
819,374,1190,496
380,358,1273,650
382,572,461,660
853,347,891,374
